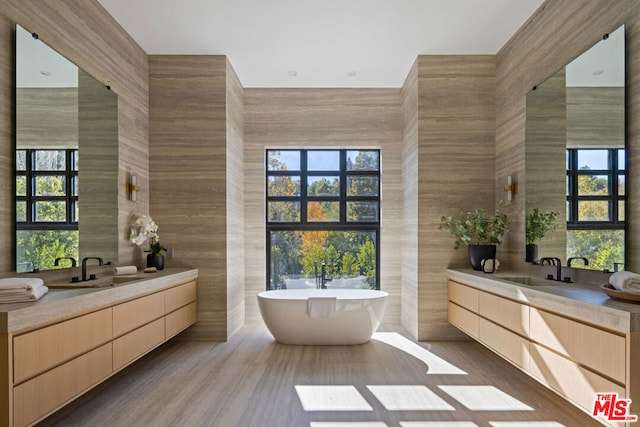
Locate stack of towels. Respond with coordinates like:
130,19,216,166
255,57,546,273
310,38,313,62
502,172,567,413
0,277,48,303
609,271,640,293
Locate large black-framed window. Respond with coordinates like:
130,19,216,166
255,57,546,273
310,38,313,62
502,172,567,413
16,149,78,229
566,148,625,271
266,149,380,290
566,148,625,229
15,148,79,272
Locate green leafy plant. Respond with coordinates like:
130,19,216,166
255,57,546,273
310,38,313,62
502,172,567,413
525,208,560,245
439,205,509,249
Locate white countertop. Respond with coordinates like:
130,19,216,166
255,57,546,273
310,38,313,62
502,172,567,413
447,268,640,333
0,268,198,333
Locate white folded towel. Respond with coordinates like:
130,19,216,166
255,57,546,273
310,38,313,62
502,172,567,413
115,266,138,276
0,285,48,303
307,297,337,318
0,277,44,291
609,271,640,293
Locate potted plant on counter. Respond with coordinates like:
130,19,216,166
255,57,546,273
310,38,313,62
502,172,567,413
525,208,559,263
439,204,509,270
130,215,167,270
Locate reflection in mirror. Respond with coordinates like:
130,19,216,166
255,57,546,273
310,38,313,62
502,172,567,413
15,25,119,272
525,25,625,271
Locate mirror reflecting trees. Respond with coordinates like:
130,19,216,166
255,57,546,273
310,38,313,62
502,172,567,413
525,25,625,271
15,24,118,272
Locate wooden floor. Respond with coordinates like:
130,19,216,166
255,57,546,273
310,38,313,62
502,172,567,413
39,324,600,427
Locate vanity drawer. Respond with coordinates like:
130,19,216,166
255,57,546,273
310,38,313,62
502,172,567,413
13,343,112,427
530,308,625,383
448,301,479,339
113,291,165,338
113,318,165,371
478,291,529,337
166,301,197,339
448,280,478,313
479,318,529,370
529,343,625,416
165,280,197,313
13,308,112,384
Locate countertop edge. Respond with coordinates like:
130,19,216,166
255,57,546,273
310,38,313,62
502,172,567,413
447,269,640,333
0,268,198,333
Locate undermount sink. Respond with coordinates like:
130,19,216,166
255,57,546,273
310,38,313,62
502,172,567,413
48,275,140,289
498,275,552,286
111,275,141,285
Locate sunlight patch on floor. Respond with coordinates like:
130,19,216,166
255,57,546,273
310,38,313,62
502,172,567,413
371,332,467,375
310,423,388,427
489,423,566,427
295,385,373,411
438,386,534,411
367,385,455,411
399,422,479,427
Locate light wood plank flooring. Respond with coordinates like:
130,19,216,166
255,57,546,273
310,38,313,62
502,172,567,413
39,324,600,426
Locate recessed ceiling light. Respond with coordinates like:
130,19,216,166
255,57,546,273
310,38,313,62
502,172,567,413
288,71,298,77
592,69,605,76
347,70,357,77
40,70,52,76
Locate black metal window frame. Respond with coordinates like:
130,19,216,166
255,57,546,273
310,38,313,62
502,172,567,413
266,148,381,290
566,147,625,231
16,148,78,231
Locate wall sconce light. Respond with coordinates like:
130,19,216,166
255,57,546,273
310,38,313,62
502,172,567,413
504,175,518,201
127,174,140,202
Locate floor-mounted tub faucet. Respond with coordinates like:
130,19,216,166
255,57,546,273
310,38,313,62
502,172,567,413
321,263,332,289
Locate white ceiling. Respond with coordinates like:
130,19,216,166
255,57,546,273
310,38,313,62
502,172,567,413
565,25,625,87
96,0,545,88
16,25,78,88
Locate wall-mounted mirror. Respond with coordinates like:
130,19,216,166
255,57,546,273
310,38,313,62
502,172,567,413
525,25,625,271
15,24,119,272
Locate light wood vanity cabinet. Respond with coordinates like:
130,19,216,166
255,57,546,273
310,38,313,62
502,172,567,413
113,318,165,371
165,281,198,339
448,301,479,339
13,343,113,427
166,301,197,339
447,282,479,338
530,307,626,384
113,291,165,337
13,308,113,384
448,278,632,421
2,277,197,427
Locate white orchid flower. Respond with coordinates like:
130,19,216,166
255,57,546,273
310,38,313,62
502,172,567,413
129,215,162,247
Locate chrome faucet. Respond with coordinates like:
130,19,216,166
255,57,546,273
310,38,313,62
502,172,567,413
539,257,570,282
81,257,103,281
54,256,77,267
567,257,589,268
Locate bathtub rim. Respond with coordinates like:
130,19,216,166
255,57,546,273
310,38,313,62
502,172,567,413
257,288,388,301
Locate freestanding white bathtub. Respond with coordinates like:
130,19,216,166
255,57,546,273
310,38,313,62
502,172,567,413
257,288,388,345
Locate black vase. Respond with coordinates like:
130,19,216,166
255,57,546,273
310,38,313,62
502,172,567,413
468,245,497,271
146,253,165,270
525,243,538,263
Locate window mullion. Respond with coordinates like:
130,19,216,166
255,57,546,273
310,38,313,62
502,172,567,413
301,149,308,224
27,149,34,223
66,149,73,224
611,148,619,223
340,150,347,223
